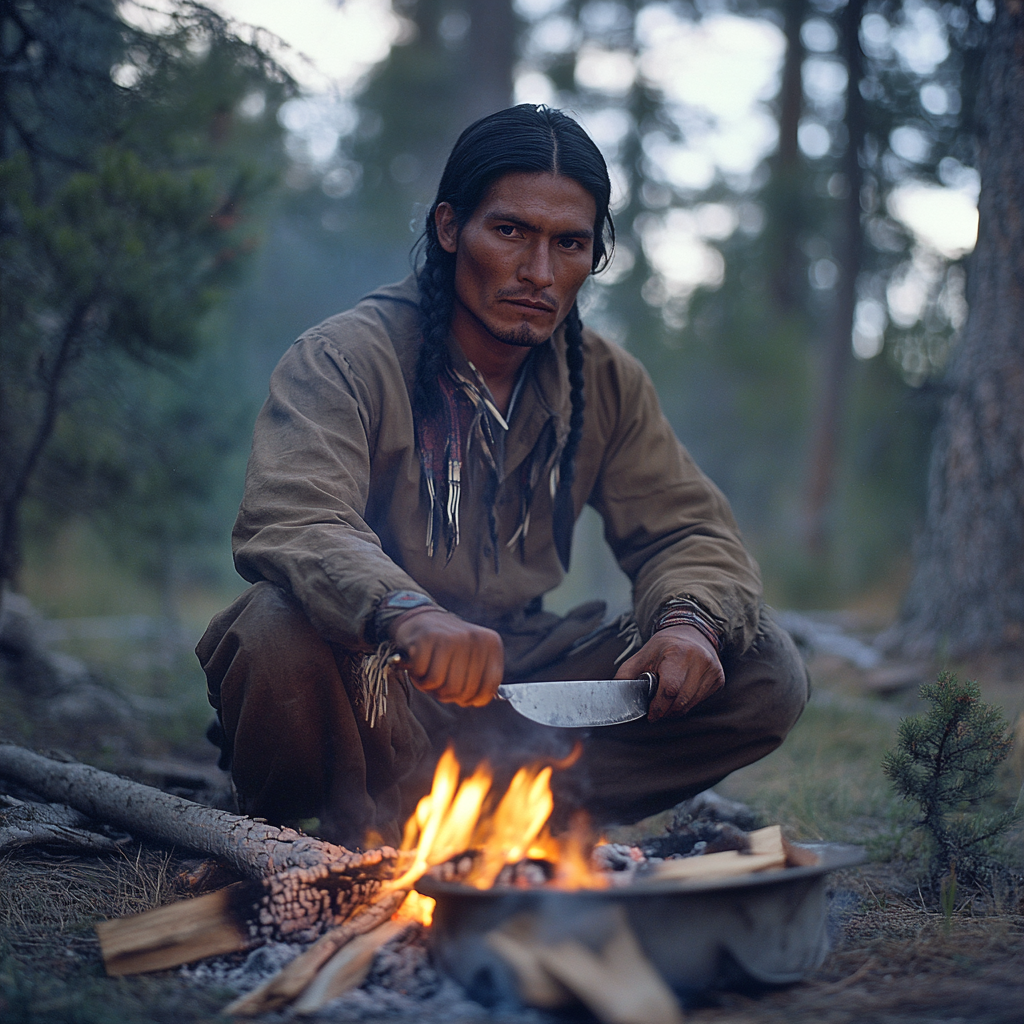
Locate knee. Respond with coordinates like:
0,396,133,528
721,610,809,743
197,582,327,709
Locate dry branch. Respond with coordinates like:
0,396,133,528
0,797,128,854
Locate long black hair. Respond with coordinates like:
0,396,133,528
414,104,614,569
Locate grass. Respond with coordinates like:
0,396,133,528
719,695,909,845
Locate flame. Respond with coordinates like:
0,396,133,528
394,889,435,926
384,744,605,897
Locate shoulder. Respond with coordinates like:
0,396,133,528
274,276,422,396
579,325,659,418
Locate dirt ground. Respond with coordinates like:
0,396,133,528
1,630,1022,1023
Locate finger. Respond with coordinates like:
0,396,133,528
480,643,504,704
457,643,488,707
647,675,683,721
414,639,452,693
439,644,473,704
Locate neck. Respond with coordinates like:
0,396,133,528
450,302,536,416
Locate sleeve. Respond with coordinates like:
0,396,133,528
231,331,425,650
587,347,762,655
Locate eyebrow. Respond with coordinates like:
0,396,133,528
485,209,594,240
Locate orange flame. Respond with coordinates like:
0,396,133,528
384,744,605,898
394,889,435,926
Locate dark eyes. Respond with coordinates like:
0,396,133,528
495,224,585,250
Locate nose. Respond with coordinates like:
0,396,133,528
518,241,555,289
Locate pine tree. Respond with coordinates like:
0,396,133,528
882,672,1017,890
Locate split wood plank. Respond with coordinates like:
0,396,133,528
487,907,684,1023
293,918,409,1014
485,914,574,1009
223,888,408,1017
97,882,253,976
651,824,787,883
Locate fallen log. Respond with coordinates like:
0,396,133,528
0,742,401,972
0,741,382,880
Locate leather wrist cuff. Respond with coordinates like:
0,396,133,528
369,590,441,645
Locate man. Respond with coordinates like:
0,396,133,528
198,105,808,849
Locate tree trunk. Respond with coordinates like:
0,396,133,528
0,742,393,880
770,0,808,313
802,0,865,552
462,0,514,126
896,2,1024,657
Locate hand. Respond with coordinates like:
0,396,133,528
391,609,504,708
615,624,724,721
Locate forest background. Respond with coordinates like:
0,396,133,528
0,0,1004,722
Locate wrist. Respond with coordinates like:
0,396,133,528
653,599,723,655
370,590,442,644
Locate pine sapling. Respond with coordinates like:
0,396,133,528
881,672,1017,892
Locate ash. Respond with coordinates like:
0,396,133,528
594,789,761,885
183,925,549,1023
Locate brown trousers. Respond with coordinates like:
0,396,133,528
197,583,808,849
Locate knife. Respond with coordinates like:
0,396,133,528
496,672,658,728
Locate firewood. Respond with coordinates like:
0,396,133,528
292,917,409,1014
532,907,684,1024
223,887,409,1016
0,741,372,879
97,882,253,975
485,914,574,1009
651,824,787,882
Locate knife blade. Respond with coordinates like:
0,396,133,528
496,672,658,728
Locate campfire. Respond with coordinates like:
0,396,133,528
0,741,863,1022
384,745,606,904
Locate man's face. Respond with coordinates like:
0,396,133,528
436,172,597,351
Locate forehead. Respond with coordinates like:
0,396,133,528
473,172,597,233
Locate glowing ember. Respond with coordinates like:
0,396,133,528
383,745,605,897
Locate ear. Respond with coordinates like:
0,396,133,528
435,202,459,254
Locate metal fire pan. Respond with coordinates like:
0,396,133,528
416,842,864,1004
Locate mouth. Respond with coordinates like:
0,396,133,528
502,299,557,315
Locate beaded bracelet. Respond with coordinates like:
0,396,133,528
653,602,723,654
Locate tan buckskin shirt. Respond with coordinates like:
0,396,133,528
232,275,763,658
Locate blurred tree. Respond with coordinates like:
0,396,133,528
895,0,1024,657
0,0,292,595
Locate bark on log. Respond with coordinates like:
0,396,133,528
223,888,409,1016
0,742,392,881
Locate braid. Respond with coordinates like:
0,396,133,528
559,302,586,495
413,240,455,420
552,302,585,570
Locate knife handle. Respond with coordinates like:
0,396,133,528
640,670,658,697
